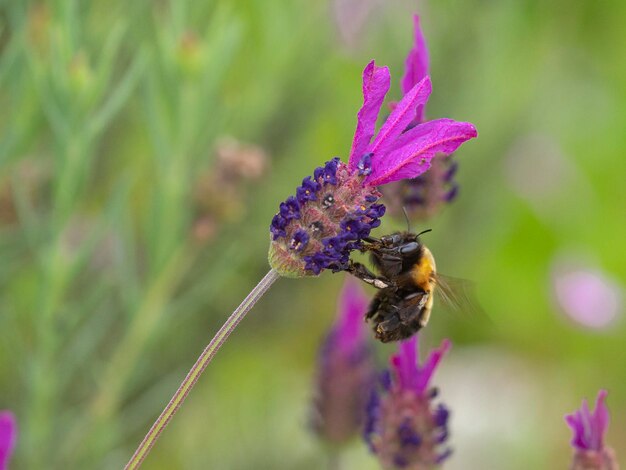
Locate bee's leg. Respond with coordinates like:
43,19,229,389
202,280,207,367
346,261,394,290
365,295,381,320
398,292,428,323
376,315,401,335
417,294,433,327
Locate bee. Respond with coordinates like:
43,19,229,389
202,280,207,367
346,230,480,343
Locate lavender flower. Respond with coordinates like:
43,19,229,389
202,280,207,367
269,60,477,277
381,15,462,221
311,277,376,445
0,411,16,470
566,390,619,470
365,335,452,469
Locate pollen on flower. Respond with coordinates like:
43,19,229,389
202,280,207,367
268,158,384,278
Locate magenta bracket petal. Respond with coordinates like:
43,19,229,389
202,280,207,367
0,411,17,470
368,76,432,157
348,61,391,171
401,15,430,121
367,119,477,186
336,277,370,354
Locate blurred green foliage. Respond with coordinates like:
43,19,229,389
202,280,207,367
0,0,624,468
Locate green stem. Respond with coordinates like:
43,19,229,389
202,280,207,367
124,268,281,469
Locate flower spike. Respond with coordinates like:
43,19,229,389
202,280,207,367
365,335,453,469
565,390,618,470
311,278,376,445
382,13,469,221
269,61,476,277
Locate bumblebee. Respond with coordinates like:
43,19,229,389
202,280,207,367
346,230,478,343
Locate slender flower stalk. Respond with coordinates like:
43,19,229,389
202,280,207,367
124,269,280,470
565,390,619,470
365,335,452,469
126,41,477,467
311,277,376,446
0,411,16,470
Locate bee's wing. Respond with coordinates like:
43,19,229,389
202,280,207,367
433,274,488,320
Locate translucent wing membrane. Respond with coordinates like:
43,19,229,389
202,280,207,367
433,274,487,320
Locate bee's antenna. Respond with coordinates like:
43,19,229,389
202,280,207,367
402,206,412,233
416,228,432,238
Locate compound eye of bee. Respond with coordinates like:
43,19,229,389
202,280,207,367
381,234,401,246
399,241,420,255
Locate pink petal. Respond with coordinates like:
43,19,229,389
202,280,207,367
391,336,418,389
366,118,477,186
591,389,609,450
0,411,16,470
401,15,430,122
415,339,451,394
336,276,370,354
368,76,432,157
348,61,391,171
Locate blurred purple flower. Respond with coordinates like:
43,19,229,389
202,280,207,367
311,277,376,445
382,15,462,221
0,411,16,470
565,390,619,470
269,58,477,277
365,335,452,469
552,260,622,329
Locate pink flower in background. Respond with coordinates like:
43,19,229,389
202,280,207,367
311,277,376,444
0,411,16,470
365,335,452,468
383,15,462,221
552,259,622,329
269,59,477,277
565,390,619,470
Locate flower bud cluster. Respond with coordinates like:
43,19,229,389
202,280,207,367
364,337,452,469
383,157,459,221
269,158,385,277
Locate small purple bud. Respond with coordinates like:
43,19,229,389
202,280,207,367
296,176,321,204
443,184,458,202
357,152,373,176
270,214,288,240
279,196,300,220
289,229,309,252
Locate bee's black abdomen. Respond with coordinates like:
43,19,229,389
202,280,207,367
366,288,429,343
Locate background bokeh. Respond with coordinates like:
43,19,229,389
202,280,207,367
1,0,625,468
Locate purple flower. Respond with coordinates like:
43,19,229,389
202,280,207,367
365,335,452,468
269,53,476,277
311,278,376,445
0,411,16,470
382,15,463,221
565,390,619,470
552,259,622,330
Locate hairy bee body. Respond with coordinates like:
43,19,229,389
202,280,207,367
347,231,437,342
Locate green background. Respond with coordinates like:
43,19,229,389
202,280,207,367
1,0,624,468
